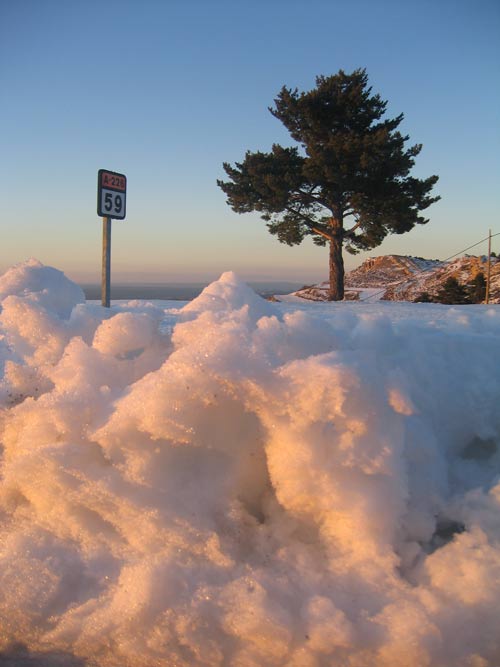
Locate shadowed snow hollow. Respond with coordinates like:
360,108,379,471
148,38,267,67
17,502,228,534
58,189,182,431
0,261,499,666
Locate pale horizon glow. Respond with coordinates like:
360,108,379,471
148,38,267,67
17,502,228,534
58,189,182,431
0,0,499,283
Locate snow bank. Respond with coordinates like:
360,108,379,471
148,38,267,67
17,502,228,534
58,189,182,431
1,262,499,666
0,258,85,319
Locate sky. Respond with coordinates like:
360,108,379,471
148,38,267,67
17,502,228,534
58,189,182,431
0,0,499,284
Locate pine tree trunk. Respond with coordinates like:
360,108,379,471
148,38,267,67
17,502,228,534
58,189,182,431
327,221,344,301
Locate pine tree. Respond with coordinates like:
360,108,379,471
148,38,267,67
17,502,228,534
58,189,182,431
218,69,440,300
435,277,470,304
467,272,486,304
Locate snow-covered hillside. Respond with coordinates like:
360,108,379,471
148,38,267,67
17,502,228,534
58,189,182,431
292,254,500,302
1,259,500,667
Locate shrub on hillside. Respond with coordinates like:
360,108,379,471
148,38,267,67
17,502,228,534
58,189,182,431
434,277,470,304
467,272,486,304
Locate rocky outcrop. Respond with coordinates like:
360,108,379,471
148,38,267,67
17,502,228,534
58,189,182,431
293,255,500,302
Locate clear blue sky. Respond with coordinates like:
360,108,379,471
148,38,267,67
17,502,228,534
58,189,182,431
1,0,499,283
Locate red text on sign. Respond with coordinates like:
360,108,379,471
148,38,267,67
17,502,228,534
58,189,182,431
100,172,126,191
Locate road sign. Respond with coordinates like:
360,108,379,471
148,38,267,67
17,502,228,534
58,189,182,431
98,169,127,307
97,169,127,219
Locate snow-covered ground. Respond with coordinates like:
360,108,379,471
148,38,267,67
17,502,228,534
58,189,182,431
1,259,500,667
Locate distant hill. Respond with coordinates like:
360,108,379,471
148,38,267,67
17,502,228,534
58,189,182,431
291,255,500,303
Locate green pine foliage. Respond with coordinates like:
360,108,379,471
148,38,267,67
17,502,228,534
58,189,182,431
218,69,440,300
434,277,470,305
467,272,486,304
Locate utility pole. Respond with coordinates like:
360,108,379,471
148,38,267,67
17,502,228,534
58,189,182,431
485,228,492,304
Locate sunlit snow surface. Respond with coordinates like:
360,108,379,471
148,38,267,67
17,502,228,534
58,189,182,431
1,259,500,667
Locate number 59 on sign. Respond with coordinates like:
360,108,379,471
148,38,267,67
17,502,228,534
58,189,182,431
97,169,127,219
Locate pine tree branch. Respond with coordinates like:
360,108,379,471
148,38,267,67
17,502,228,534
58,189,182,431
345,220,362,234
311,226,334,241
285,206,333,241
290,189,331,210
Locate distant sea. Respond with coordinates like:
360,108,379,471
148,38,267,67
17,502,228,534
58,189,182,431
80,281,304,301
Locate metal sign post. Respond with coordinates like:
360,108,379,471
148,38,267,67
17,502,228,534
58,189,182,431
97,169,127,308
102,216,112,307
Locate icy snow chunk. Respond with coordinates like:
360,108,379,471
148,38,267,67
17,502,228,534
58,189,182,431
181,271,274,322
0,296,70,367
0,259,84,319
93,311,165,359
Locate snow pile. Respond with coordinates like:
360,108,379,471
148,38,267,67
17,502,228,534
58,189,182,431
1,261,500,666
0,258,85,318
